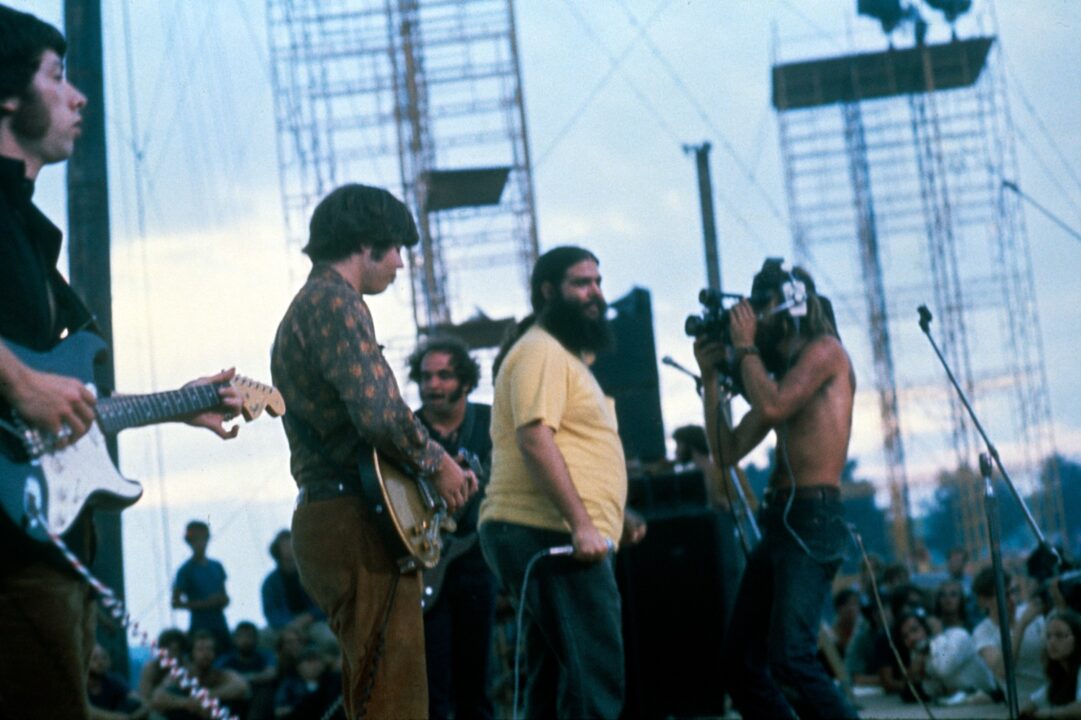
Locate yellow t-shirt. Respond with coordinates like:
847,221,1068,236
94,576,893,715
479,325,627,544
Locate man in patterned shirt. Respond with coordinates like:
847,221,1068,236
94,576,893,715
271,183,475,719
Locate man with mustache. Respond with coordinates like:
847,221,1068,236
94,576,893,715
407,336,496,720
0,7,243,718
479,246,627,719
694,259,858,720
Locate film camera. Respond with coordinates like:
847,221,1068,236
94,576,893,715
683,258,806,344
684,289,749,393
683,288,740,344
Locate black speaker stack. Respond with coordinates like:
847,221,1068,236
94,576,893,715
617,471,744,719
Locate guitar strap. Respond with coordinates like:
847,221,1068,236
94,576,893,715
456,402,477,456
51,270,101,340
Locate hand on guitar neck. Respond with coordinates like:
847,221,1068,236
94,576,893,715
1,340,252,446
178,367,245,440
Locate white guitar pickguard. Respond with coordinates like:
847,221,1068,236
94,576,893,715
38,424,143,534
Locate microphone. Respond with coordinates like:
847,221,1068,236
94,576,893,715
546,538,616,557
918,305,933,333
662,356,701,384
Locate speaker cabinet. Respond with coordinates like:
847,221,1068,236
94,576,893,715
617,507,742,719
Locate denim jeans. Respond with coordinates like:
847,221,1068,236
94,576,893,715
479,521,624,720
722,495,859,720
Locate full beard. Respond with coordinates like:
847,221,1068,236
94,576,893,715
540,294,613,355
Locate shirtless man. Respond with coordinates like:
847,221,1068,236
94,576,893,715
694,258,858,720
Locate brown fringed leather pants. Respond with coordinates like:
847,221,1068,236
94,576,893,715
292,494,427,719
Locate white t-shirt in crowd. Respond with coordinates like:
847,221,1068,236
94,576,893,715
925,627,997,697
973,604,1046,700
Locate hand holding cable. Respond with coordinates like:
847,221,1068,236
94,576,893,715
571,520,612,562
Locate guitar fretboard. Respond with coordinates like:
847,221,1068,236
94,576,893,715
95,383,225,435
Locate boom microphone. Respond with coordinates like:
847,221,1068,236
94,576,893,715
918,305,933,333
662,355,701,383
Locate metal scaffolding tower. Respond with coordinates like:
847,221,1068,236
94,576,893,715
772,31,1063,559
267,0,539,331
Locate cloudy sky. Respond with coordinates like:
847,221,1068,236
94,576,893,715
18,0,1081,638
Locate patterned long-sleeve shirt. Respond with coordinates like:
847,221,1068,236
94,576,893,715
271,264,444,486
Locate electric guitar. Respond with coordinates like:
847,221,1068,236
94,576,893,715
421,450,487,611
0,331,285,543
359,448,483,576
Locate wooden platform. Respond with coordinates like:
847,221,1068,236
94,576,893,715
854,687,1010,720
703,686,1011,719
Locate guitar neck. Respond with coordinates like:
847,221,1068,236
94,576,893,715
95,383,225,435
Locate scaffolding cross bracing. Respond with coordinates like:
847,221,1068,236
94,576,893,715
267,0,539,333
773,32,1063,560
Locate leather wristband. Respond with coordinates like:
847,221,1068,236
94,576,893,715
734,345,758,369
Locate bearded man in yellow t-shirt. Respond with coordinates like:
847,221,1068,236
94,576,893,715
479,245,628,719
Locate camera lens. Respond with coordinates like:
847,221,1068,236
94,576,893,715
685,315,703,337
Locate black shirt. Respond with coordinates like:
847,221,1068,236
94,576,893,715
416,401,492,538
0,155,96,571
0,156,91,351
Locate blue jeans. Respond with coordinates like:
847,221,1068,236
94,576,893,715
479,521,624,720
722,495,859,720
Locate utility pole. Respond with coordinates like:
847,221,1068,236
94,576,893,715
64,0,127,668
683,142,722,293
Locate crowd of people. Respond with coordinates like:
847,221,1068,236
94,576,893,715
86,523,343,720
821,546,1081,719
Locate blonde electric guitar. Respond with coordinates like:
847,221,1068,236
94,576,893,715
358,448,453,574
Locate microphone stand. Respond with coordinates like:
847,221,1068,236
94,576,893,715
981,453,1019,720
917,305,1057,554
920,305,1056,720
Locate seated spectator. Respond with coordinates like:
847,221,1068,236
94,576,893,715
936,579,973,631
273,646,342,720
138,628,189,702
876,583,933,694
830,588,862,660
217,621,277,720
151,630,249,719
895,610,998,703
973,566,1047,701
88,643,149,720
274,625,306,685
883,563,912,594
262,530,324,633
1022,610,1081,719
